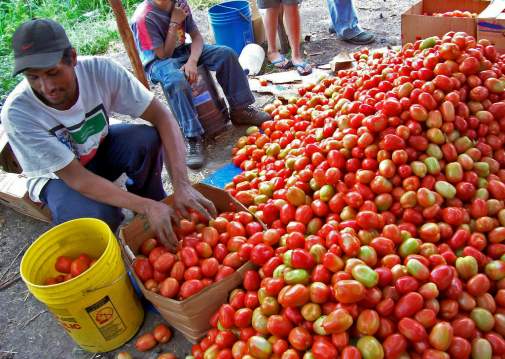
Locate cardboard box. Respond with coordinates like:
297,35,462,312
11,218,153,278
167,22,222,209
477,1,505,53
402,0,490,45
0,172,51,222
119,183,258,342
0,124,51,222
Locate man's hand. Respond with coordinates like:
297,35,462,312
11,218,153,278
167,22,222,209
173,185,217,221
181,60,198,84
144,200,179,252
171,6,187,24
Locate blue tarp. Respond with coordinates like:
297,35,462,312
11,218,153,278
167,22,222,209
200,163,242,189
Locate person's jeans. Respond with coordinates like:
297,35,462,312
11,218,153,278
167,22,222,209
327,0,363,40
149,44,255,139
40,124,166,232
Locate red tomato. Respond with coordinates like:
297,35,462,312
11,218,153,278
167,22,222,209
179,279,204,299
55,256,73,274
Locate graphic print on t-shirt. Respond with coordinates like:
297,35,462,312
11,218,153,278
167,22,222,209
49,104,109,165
174,24,186,48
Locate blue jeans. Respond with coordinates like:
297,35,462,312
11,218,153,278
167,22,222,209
149,44,254,139
327,0,363,40
40,124,166,232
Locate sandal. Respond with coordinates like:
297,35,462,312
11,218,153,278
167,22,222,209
269,54,292,69
293,61,312,76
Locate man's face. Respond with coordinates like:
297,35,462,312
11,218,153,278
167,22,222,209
24,52,78,110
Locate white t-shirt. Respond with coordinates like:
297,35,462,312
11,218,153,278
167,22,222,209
0,56,154,202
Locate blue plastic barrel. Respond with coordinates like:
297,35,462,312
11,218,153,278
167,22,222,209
208,1,254,55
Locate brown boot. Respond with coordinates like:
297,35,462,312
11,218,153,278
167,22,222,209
230,106,270,126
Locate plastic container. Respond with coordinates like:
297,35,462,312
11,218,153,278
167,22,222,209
20,218,144,353
208,0,254,55
239,43,265,76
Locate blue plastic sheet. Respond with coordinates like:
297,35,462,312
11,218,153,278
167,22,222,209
201,163,243,189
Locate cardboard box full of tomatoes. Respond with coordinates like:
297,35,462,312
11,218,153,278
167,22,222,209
402,0,490,45
119,183,262,342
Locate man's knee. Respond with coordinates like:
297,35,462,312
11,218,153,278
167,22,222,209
135,125,162,154
214,45,238,62
46,186,123,233
88,205,123,232
53,202,123,232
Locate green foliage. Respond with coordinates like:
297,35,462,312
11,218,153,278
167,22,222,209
0,0,141,103
188,0,221,10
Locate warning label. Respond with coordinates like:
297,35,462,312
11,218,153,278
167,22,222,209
86,296,126,341
50,308,82,332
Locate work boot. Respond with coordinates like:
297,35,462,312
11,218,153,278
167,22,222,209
186,137,205,170
230,106,270,126
344,31,376,45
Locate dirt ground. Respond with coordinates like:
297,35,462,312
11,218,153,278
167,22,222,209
0,0,415,357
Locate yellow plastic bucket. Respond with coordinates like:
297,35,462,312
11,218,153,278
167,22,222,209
20,218,144,352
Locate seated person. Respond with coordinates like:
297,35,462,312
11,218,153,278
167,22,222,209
131,0,270,169
1,18,216,250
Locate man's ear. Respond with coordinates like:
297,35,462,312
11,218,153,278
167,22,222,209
70,48,78,67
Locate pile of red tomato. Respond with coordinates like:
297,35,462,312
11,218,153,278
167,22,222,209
187,32,505,359
44,253,96,284
430,11,477,18
133,210,264,300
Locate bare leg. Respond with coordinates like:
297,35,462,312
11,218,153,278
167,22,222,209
282,4,301,62
283,3,311,74
264,6,284,64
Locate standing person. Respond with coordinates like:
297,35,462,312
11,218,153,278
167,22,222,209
327,0,375,45
258,0,312,75
131,0,270,170
1,18,217,251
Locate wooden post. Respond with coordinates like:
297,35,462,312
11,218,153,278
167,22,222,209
108,0,149,89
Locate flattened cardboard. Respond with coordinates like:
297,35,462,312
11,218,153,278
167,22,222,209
477,1,505,53
330,52,355,72
0,172,51,222
119,183,259,342
0,124,51,222
402,0,490,45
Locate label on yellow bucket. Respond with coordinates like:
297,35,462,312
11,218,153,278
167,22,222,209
85,295,126,341
51,307,83,332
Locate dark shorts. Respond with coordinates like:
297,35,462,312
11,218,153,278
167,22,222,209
257,0,300,9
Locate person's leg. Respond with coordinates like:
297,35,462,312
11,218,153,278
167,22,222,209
198,45,254,110
87,124,166,201
149,53,205,169
327,0,374,44
198,45,270,126
40,179,123,232
258,0,290,68
282,4,300,59
149,56,204,140
327,0,361,39
282,3,311,75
